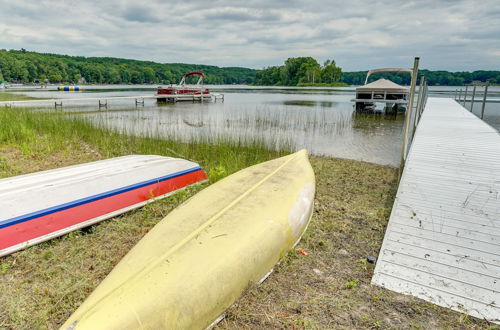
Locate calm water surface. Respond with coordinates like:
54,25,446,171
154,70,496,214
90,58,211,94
7,85,500,167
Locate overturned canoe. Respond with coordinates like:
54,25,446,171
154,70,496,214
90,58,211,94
0,155,207,257
61,149,315,330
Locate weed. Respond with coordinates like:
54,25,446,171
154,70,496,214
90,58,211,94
344,280,359,289
0,263,9,274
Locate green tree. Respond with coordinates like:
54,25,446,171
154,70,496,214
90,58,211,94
281,57,320,86
254,57,343,86
141,67,155,83
48,71,63,83
321,59,342,83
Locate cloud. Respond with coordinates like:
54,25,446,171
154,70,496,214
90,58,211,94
201,8,280,22
121,5,160,23
0,0,498,71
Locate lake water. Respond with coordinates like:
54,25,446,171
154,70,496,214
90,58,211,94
5,85,500,167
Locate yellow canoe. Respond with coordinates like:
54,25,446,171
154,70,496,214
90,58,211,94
61,150,315,330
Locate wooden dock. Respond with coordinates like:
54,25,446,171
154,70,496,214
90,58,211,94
0,93,224,107
373,97,500,324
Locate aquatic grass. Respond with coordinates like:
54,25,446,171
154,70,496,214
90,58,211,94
0,107,291,179
77,102,356,158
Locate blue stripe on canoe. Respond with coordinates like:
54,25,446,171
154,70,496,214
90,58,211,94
0,166,202,229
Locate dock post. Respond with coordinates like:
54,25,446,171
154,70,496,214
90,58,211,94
54,101,63,109
98,100,108,109
480,83,489,119
462,85,468,106
135,98,144,107
454,89,457,100
470,85,476,112
458,89,462,103
399,56,419,177
419,77,426,122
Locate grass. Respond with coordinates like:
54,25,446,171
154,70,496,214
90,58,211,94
0,108,288,180
0,108,495,329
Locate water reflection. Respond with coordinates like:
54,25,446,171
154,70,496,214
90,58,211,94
279,100,337,107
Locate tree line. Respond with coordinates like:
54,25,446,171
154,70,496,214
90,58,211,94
253,57,345,86
0,49,257,85
1,49,498,86
341,70,500,86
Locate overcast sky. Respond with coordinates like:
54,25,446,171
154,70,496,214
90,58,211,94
0,0,499,71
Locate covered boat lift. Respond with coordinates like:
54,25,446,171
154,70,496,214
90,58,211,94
352,68,412,112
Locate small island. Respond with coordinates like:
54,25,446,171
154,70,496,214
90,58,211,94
253,57,348,87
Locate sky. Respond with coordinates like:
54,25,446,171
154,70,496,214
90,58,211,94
0,0,499,71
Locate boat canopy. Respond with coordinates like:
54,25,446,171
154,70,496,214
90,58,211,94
364,68,413,84
356,78,409,93
179,72,205,85
183,71,205,78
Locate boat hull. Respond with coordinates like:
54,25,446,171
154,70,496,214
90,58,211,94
0,155,207,257
61,150,315,330
157,87,210,95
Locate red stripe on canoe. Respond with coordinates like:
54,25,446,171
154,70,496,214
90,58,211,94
0,169,207,250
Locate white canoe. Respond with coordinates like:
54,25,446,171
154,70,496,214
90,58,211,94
61,149,315,330
0,155,207,257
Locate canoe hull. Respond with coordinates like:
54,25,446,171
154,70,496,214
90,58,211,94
0,155,207,257
62,150,315,330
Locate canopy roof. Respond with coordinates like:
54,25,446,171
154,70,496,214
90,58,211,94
364,68,413,84
356,78,409,93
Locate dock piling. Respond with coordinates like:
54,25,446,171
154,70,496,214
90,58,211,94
470,85,476,112
480,83,489,119
462,85,468,106
135,98,145,107
98,100,108,109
